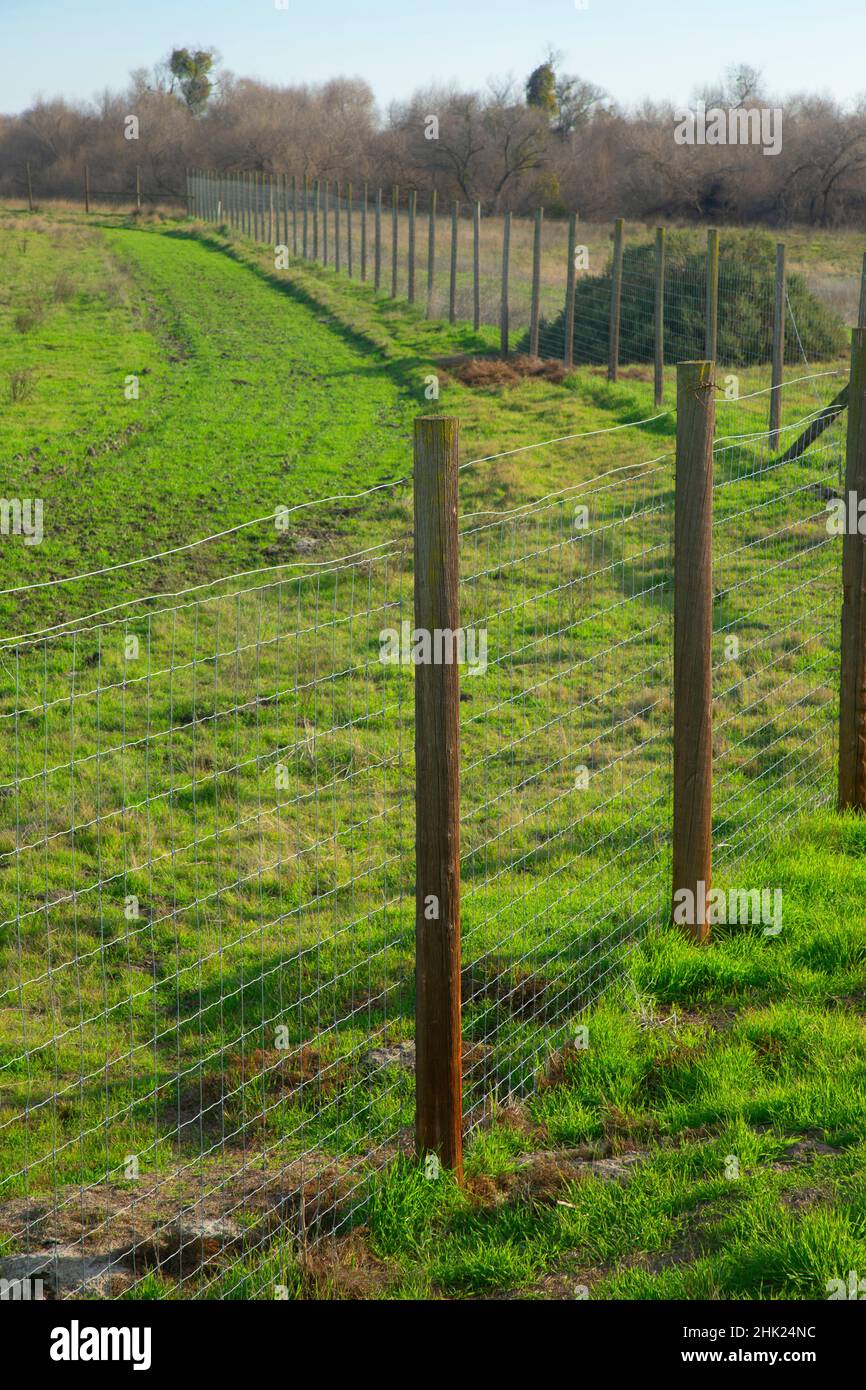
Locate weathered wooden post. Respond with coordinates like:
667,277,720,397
500,211,511,356
323,180,329,265
705,228,720,362
472,201,481,330
413,415,463,1179
335,181,341,273
375,187,382,290
361,183,368,281
449,201,459,324
608,217,624,381
427,190,437,317
84,164,91,214
838,330,866,812
347,183,353,278
673,360,715,944
770,242,786,448
26,161,33,212
529,207,543,358
564,213,577,369
654,227,665,408
391,185,399,297
408,188,417,303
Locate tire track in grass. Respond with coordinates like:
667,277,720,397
8,222,417,632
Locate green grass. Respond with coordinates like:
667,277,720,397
156,808,866,1300
0,204,859,1300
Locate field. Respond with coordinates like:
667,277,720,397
0,202,864,1301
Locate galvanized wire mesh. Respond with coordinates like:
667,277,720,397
457,459,674,1119
711,397,843,877
0,550,416,1298
0,375,848,1298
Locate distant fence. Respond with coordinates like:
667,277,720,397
1,335,862,1296
188,167,862,428
9,161,189,214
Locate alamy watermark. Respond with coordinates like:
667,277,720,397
0,497,43,545
674,102,782,157
672,881,782,935
379,621,487,677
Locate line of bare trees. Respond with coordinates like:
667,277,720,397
2,53,865,227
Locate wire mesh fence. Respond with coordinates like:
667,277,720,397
458,459,673,1119
190,170,857,410
0,548,418,1297
711,404,842,876
0,366,850,1299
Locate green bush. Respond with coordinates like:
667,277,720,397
525,229,848,367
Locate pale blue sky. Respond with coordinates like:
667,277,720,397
1,0,863,115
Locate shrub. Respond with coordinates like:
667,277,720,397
524,229,849,367
13,297,46,333
8,368,36,403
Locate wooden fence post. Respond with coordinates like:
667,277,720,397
654,227,665,408
449,201,459,323
391,185,399,297
408,189,417,303
323,181,329,265
84,164,90,214
427,190,437,317
313,179,320,260
770,242,786,447
375,187,382,290
673,360,715,943
705,228,720,361
413,414,463,1179
361,183,368,281
859,254,866,330
564,212,577,369
838,329,866,811
500,211,511,356
529,207,543,358
473,201,481,330
302,175,309,257
335,181,341,273
290,175,297,254
26,161,33,212
347,182,353,278
608,217,624,381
